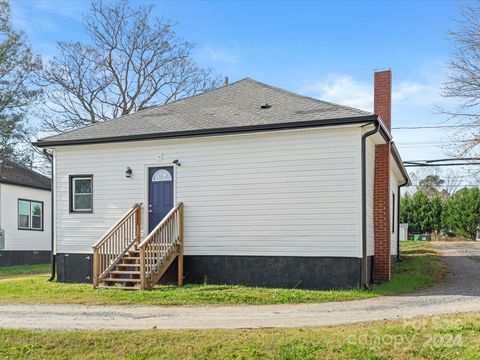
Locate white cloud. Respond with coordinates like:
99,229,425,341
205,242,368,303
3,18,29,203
299,74,442,112
202,45,239,65
14,0,84,22
10,0,85,44
300,75,373,110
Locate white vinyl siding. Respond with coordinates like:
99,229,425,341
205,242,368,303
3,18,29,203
0,183,51,251
54,126,363,257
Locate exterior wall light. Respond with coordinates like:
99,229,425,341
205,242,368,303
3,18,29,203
125,167,133,178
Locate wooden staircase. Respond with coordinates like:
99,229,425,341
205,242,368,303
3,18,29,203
93,203,184,290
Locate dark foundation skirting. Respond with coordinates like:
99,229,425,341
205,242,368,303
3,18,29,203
0,250,51,266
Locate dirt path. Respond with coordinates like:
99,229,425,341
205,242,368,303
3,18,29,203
1,242,479,331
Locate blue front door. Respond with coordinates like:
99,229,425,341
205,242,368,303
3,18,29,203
148,167,174,232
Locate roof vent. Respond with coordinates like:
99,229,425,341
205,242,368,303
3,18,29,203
260,102,271,109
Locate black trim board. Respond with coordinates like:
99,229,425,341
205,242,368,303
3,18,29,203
391,142,411,185
56,253,363,290
0,250,51,266
35,115,389,147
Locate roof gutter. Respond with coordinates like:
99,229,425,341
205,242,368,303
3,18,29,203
360,119,382,289
391,142,411,262
34,115,389,148
391,142,411,186
42,149,55,282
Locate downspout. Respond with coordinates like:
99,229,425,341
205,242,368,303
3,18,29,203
361,120,380,289
396,179,408,261
43,149,55,282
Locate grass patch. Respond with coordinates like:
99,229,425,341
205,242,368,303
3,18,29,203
0,313,478,359
0,264,50,279
0,242,446,305
0,279,375,305
374,241,447,295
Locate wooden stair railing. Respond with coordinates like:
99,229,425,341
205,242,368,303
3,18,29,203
137,202,184,290
92,203,142,288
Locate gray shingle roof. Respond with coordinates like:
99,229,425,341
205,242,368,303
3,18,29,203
36,78,372,146
0,158,51,191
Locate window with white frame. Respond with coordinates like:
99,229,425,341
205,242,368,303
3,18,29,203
18,199,43,231
70,175,93,212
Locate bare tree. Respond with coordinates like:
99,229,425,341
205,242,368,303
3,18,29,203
408,168,466,197
442,2,480,158
38,0,219,133
442,169,464,195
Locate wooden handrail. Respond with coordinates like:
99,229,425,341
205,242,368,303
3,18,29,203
92,203,142,288
138,202,184,289
137,203,182,249
93,204,141,249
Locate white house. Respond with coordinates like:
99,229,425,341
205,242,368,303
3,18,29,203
0,158,51,266
35,70,409,289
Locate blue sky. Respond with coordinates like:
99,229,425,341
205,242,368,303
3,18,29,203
10,0,476,181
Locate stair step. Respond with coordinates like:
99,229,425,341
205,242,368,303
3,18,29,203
103,277,141,283
97,284,139,291
110,270,140,275
116,263,141,268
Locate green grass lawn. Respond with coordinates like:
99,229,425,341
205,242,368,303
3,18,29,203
0,313,478,359
0,241,446,305
0,263,50,279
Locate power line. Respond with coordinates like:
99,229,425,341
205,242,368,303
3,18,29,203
421,157,480,163
408,184,479,188
397,144,456,149
404,163,480,167
395,140,473,148
397,140,472,145
392,124,477,130
409,183,479,185
403,157,480,168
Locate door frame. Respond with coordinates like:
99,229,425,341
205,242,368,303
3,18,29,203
144,163,177,235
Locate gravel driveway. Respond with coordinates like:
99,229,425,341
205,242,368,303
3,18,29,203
1,242,479,331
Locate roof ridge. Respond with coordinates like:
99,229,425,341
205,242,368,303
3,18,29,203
242,78,371,115
0,158,50,179
0,157,51,190
36,77,373,147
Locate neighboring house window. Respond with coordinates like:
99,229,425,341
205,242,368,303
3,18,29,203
18,199,43,231
392,192,395,233
70,175,93,213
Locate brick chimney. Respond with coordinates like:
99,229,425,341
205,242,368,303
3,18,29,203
374,70,392,131
373,69,392,283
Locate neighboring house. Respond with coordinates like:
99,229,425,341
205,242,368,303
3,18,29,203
35,70,410,290
0,158,51,266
